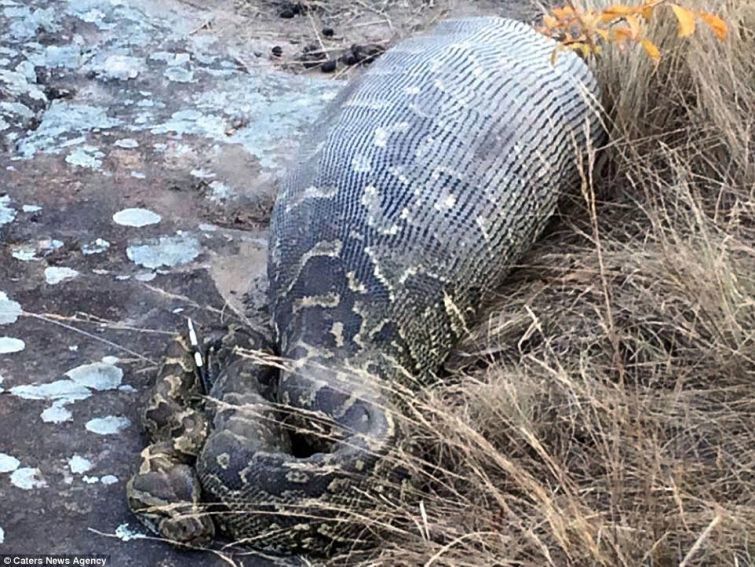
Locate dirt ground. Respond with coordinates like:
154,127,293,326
0,0,543,565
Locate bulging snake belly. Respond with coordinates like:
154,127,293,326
127,16,602,555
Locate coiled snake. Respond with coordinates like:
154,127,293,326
127,16,601,554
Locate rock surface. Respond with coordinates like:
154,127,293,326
0,0,337,564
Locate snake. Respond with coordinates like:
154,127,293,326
126,16,602,555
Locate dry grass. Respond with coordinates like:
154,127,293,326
332,1,755,565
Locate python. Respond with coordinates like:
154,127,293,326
127,16,601,555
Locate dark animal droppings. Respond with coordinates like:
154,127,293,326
277,1,305,18
339,43,385,67
340,52,358,66
299,44,326,69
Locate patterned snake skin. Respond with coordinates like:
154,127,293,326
127,16,602,554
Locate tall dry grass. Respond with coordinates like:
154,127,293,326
335,1,754,565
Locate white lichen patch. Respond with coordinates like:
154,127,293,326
115,523,145,541
17,102,121,158
151,109,226,139
81,238,110,255
10,244,36,261
59,135,86,149
13,239,63,262
67,455,93,474
82,475,99,484
12,359,124,422
85,416,130,435
0,195,16,226
21,204,41,213
0,68,45,101
164,66,194,83
40,400,73,423
149,51,190,65
65,145,104,170
65,361,123,390
190,168,215,179
10,379,91,402
39,239,63,252
208,180,234,202
44,44,81,69
10,467,46,490
126,234,200,269
0,525,4,544
0,337,24,353
97,55,144,80
100,475,118,485
112,207,161,227
113,138,139,149
0,292,22,325
8,7,338,171
44,266,79,285
0,453,21,473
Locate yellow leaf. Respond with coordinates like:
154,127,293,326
572,32,589,43
543,14,559,29
595,28,610,41
602,4,638,16
600,4,639,21
569,42,593,59
613,26,634,43
626,14,641,39
670,4,696,38
580,11,601,30
698,11,728,40
640,4,654,21
641,38,661,63
552,6,576,20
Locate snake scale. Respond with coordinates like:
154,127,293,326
127,16,601,555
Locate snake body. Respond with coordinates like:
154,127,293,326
127,17,601,554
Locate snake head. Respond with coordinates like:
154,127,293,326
127,444,215,546
196,323,274,395
156,513,215,547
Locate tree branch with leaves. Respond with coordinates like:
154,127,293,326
539,1,728,64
